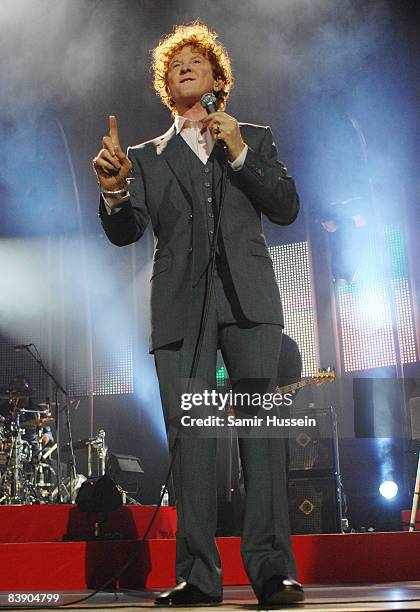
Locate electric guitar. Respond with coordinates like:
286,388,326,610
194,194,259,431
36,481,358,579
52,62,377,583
276,368,336,396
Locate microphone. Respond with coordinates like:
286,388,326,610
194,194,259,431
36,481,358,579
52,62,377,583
14,344,33,351
200,92,227,158
200,92,217,114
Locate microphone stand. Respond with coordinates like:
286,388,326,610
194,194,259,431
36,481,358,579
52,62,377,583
61,399,79,501
23,344,74,503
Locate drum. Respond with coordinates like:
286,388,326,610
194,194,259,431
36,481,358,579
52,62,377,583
0,416,11,452
20,439,32,464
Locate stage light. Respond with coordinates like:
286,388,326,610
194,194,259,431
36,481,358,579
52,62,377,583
337,225,417,372
379,480,398,500
216,364,228,386
270,242,318,377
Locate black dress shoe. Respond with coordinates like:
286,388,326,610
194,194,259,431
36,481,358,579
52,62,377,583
155,582,222,606
259,576,305,606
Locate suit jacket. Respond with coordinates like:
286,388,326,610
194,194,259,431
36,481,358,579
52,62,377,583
100,122,299,352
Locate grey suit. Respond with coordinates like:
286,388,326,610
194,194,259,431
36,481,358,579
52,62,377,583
100,122,300,598
101,123,298,351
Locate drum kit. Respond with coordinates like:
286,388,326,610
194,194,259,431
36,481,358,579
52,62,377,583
0,381,108,505
0,383,57,504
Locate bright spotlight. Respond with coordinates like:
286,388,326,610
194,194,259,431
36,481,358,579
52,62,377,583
379,480,398,500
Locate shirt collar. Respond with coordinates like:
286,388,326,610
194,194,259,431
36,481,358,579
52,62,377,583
174,115,206,134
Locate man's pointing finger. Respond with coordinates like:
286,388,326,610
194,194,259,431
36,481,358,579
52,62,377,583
109,115,121,148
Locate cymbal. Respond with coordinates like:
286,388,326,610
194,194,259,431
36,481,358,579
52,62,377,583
37,402,59,408
23,417,54,428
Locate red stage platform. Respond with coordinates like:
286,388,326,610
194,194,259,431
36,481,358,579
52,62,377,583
0,503,177,542
1,505,420,591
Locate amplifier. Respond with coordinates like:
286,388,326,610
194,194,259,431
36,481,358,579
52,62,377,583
288,407,337,472
288,475,342,534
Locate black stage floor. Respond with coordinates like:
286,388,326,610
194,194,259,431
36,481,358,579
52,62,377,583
2,583,420,611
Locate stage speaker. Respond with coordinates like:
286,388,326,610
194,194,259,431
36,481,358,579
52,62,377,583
288,407,336,472
75,474,123,513
106,453,144,496
288,475,341,534
409,397,420,441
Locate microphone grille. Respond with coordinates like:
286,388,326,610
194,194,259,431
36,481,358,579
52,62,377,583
200,92,217,110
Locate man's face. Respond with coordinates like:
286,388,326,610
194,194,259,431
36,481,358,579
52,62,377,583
167,45,222,112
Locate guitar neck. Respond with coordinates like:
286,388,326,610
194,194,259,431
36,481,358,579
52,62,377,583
276,378,312,395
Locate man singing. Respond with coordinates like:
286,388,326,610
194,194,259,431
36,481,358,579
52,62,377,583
93,21,304,607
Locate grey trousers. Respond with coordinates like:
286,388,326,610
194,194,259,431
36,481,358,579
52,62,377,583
154,261,297,599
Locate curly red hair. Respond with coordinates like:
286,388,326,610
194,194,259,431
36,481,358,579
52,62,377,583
152,21,233,114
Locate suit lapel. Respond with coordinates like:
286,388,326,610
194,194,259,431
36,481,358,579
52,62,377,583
159,126,194,199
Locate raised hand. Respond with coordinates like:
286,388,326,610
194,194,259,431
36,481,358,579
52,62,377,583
93,115,132,196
